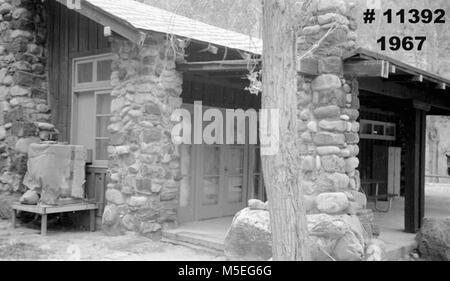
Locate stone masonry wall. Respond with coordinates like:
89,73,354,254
102,34,184,240
296,0,371,260
0,0,56,217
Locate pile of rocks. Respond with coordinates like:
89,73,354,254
102,34,184,239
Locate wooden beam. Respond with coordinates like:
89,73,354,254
411,75,424,83
344,60,390,79
358,77,450,111
177,60,260,72
436,82,447,90
55,0,142,43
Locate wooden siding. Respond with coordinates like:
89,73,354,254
47,0,111,141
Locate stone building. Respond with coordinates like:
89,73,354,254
0,0,449,259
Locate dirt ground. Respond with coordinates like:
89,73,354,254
0,219,226,261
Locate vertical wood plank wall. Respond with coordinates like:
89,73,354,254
46,0,111,142
46,2,111,219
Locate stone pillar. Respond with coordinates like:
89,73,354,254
296,0,370,260
0,0,56,210
103,33,184,240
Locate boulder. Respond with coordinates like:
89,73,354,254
315,192,349,214
416,218,450,261
224,208,367,261
224,208,272,261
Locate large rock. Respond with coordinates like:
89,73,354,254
224,208,272,261
315,192,349,214
224,207,367,261
416,218,450,261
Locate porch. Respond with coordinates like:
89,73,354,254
163,183,450,260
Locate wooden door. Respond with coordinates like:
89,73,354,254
222,145,248,216
196,145,224,220
196,145,249,220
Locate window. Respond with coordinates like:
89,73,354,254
72,54,113,167
73,55,112,90
360,119,396,141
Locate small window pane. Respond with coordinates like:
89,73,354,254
96,116,110,138
229,147,244,174
202,177,219,206
373,124,384,135
203,146,220,175
96,94,112,115
97,59,112,81
180,145,191,176
361,123,372,135
254,148,262,173
95,139,109,161
77,62,93,83
227,176,243,203
386,125,396,137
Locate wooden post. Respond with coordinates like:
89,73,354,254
41,214,48,236
404,108,426,233
12,209,17,229
90,209,96,232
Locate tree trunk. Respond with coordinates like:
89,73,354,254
261,0,310,261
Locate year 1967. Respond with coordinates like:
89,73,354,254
377,36,426,51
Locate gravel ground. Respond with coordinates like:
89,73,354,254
0,220,226,261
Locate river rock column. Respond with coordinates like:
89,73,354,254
103,34,184,240
296,0,369,260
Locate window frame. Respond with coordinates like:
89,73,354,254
360,119,397,141
71,54,113,168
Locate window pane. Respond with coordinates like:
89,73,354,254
97,59,112,81
77,62,93,83
229,147,244,175
202,177,219,206
386,125,396,137
95,139,109,161
96,94,112,115
180,145,191,176
373,124,384,135
96,116,110,138
179,176,191,208
227,176,243,203
254,148,261,173
203,146,220,175
361,123,372,134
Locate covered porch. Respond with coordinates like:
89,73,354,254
163,183,450,260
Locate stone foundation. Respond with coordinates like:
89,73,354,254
0,0,55,212
102,34,184,239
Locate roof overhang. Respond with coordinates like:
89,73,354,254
54,0,262,56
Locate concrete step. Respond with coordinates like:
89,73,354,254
162,230,225,253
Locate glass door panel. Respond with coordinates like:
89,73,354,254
196,145,223,220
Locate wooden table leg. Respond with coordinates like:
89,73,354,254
89,209,96,232
41,214,47,236
11,209,17,229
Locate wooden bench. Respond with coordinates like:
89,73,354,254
11,202,98,236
